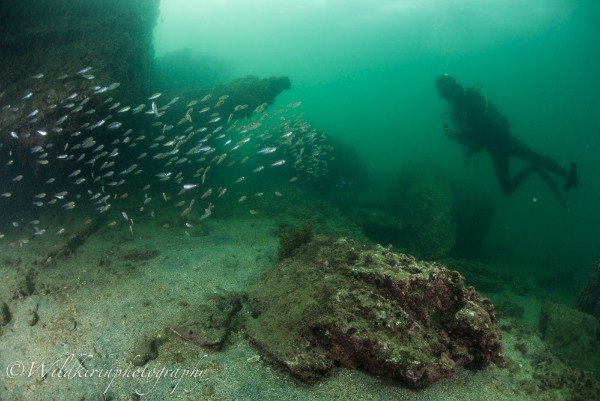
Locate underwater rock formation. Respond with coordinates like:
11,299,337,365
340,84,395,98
0,8,295,230
245,236,503,387
200,75,291,120
441,258,504,293
0,0,160,172
0,0,159,105
379,161,494,260
539,301,600,378
299,136,367,198
577,258,600,320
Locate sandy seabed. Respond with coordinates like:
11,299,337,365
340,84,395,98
0,184,586,401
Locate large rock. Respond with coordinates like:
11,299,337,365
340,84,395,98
577,258,600,319
246,236,503,387
382,161,495,260
0,0,159,105
198,75,291,121
0,0,160,157
539,301,600,378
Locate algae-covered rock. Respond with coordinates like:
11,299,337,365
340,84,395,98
539,301,600,378
203,75,291,120
246,236,503,387
442,258,504,293
277,220,314,260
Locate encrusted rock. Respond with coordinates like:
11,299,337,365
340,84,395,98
246,236,502,387
539,301,600,378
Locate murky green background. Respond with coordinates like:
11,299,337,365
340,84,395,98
154,0,600,286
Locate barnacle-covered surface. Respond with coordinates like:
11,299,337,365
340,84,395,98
246,235,503,387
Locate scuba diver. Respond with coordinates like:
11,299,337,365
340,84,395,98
435,74,578,207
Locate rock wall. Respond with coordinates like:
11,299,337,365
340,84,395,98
0,0,160,107
577,258,600,319
246,236,503,387
387,161,494,259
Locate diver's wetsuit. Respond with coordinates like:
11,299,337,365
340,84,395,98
436,75,578,206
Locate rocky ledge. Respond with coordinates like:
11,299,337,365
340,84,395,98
245,236,503,387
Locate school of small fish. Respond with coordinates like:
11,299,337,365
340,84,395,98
0,68,332,245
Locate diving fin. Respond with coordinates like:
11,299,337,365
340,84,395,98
536,169,567,208
563,162,578,191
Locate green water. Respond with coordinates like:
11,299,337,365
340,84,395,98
1,2,599,398
154,0,600,285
